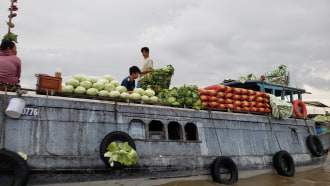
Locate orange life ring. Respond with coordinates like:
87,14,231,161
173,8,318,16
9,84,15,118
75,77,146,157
293,100,307,118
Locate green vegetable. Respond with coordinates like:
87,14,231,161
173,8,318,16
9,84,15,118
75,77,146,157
104,142,138,167
110,80,120,87
86,76,98,83
104,84,115,92
167,97,176,103
104,75,115,82
66,79,80,88
86,88,99,96
313,115,330,122
130,93,141,100
116,86,127,93
2,32,18,43
133,88,145,96
61,85,74,93
73,74,86,82
171,102,181,107
97,79,110,85
120,92,130,99
74,86,86,94
80,81,92,89
109,91,120,98
140,65,175,94
145,89,155,97
141,95,149,101
98,90,109,97
149,96,158,102
92,82,105,91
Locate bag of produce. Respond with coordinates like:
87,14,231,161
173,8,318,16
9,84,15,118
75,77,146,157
232,95,241,100
240,95,249,101
209,96,218,102
233,88,242,95
217,92,225,98
255,97,264,103
269,94,293,119
140,65,174,93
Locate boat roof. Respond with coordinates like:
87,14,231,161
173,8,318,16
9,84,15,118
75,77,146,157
304,101,329,108
222,80,306,97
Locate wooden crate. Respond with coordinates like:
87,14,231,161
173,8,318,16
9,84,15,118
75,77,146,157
37,75,62,92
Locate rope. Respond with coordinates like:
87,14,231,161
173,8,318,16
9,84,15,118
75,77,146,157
208,110,223,156
1,87,8,149
268,116,282,150
44,89,60,156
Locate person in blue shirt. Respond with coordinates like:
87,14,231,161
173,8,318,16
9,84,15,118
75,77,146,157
121,66,141,94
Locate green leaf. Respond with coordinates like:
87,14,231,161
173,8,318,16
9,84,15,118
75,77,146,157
106,142,118,152
118,142,133,152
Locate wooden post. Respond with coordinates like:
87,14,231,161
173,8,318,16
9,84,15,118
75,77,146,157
7,1,14,40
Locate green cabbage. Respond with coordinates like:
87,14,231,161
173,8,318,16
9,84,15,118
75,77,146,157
110,80,120,87
104,142,138,167
62,85,74,93
80,81,92,89
145,89,155,97
116,86,127,93
92,82,105,91
66,79,80,88
130,93,141,100
149,96,158,102
167,97,176,103
141,95,149,101
109,91,120,98
86,88,99,96
73,74,86,82
98,90,109,97
120,92,130,99
74,86,86,94
97,79,110,85
133,88,145,96
104,84,115,92
104,75,115,82
86,76,98,83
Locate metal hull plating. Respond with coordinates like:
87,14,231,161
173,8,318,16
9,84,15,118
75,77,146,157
0,92,328,183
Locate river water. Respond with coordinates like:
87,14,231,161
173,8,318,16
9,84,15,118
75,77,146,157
156,156,330,186
43,154,330,186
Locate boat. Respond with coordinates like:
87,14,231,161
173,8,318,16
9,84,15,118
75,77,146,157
0,80,329,185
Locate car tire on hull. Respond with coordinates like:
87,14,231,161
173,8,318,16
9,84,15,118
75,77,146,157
273,150,295,177
99,131,136,167
306,135,324,157
211,156,238,185
0,149,29,186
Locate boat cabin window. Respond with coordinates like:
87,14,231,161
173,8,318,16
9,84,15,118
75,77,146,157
185,123,198,141
149,120,165,140
168,122,182,140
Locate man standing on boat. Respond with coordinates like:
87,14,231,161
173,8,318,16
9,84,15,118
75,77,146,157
0,40,21,85
137,47,153,88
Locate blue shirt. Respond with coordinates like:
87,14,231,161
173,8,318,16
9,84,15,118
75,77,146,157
121,76,135,91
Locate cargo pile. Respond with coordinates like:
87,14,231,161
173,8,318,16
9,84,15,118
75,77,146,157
199,85,271,113
157,85,203,110
61,74,158,102
140,65,174,94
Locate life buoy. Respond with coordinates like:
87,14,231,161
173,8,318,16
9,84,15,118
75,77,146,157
273,150,295,177
0,149,29,186
293,100,307,118
211,156,238,184
100,131,136,167
306,135,324,157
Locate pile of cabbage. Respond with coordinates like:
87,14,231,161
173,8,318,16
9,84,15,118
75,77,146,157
313,115,330,122
104,142,138,167
140,65,174,94
157,85,203,110
61,74,157,102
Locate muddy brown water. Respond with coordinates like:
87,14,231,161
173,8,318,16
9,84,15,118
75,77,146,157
155,162,330,186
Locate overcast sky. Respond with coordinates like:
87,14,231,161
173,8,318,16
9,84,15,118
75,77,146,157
1,0,329,106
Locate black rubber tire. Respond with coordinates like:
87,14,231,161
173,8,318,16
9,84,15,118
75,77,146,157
100,131,136,167
211,157,238,185
273,150,295,177
0,149,29,186
306,135,324,157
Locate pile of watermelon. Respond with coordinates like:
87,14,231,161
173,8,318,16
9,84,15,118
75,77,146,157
199,85,272,113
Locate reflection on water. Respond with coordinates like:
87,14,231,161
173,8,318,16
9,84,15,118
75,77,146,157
156,155,330,186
